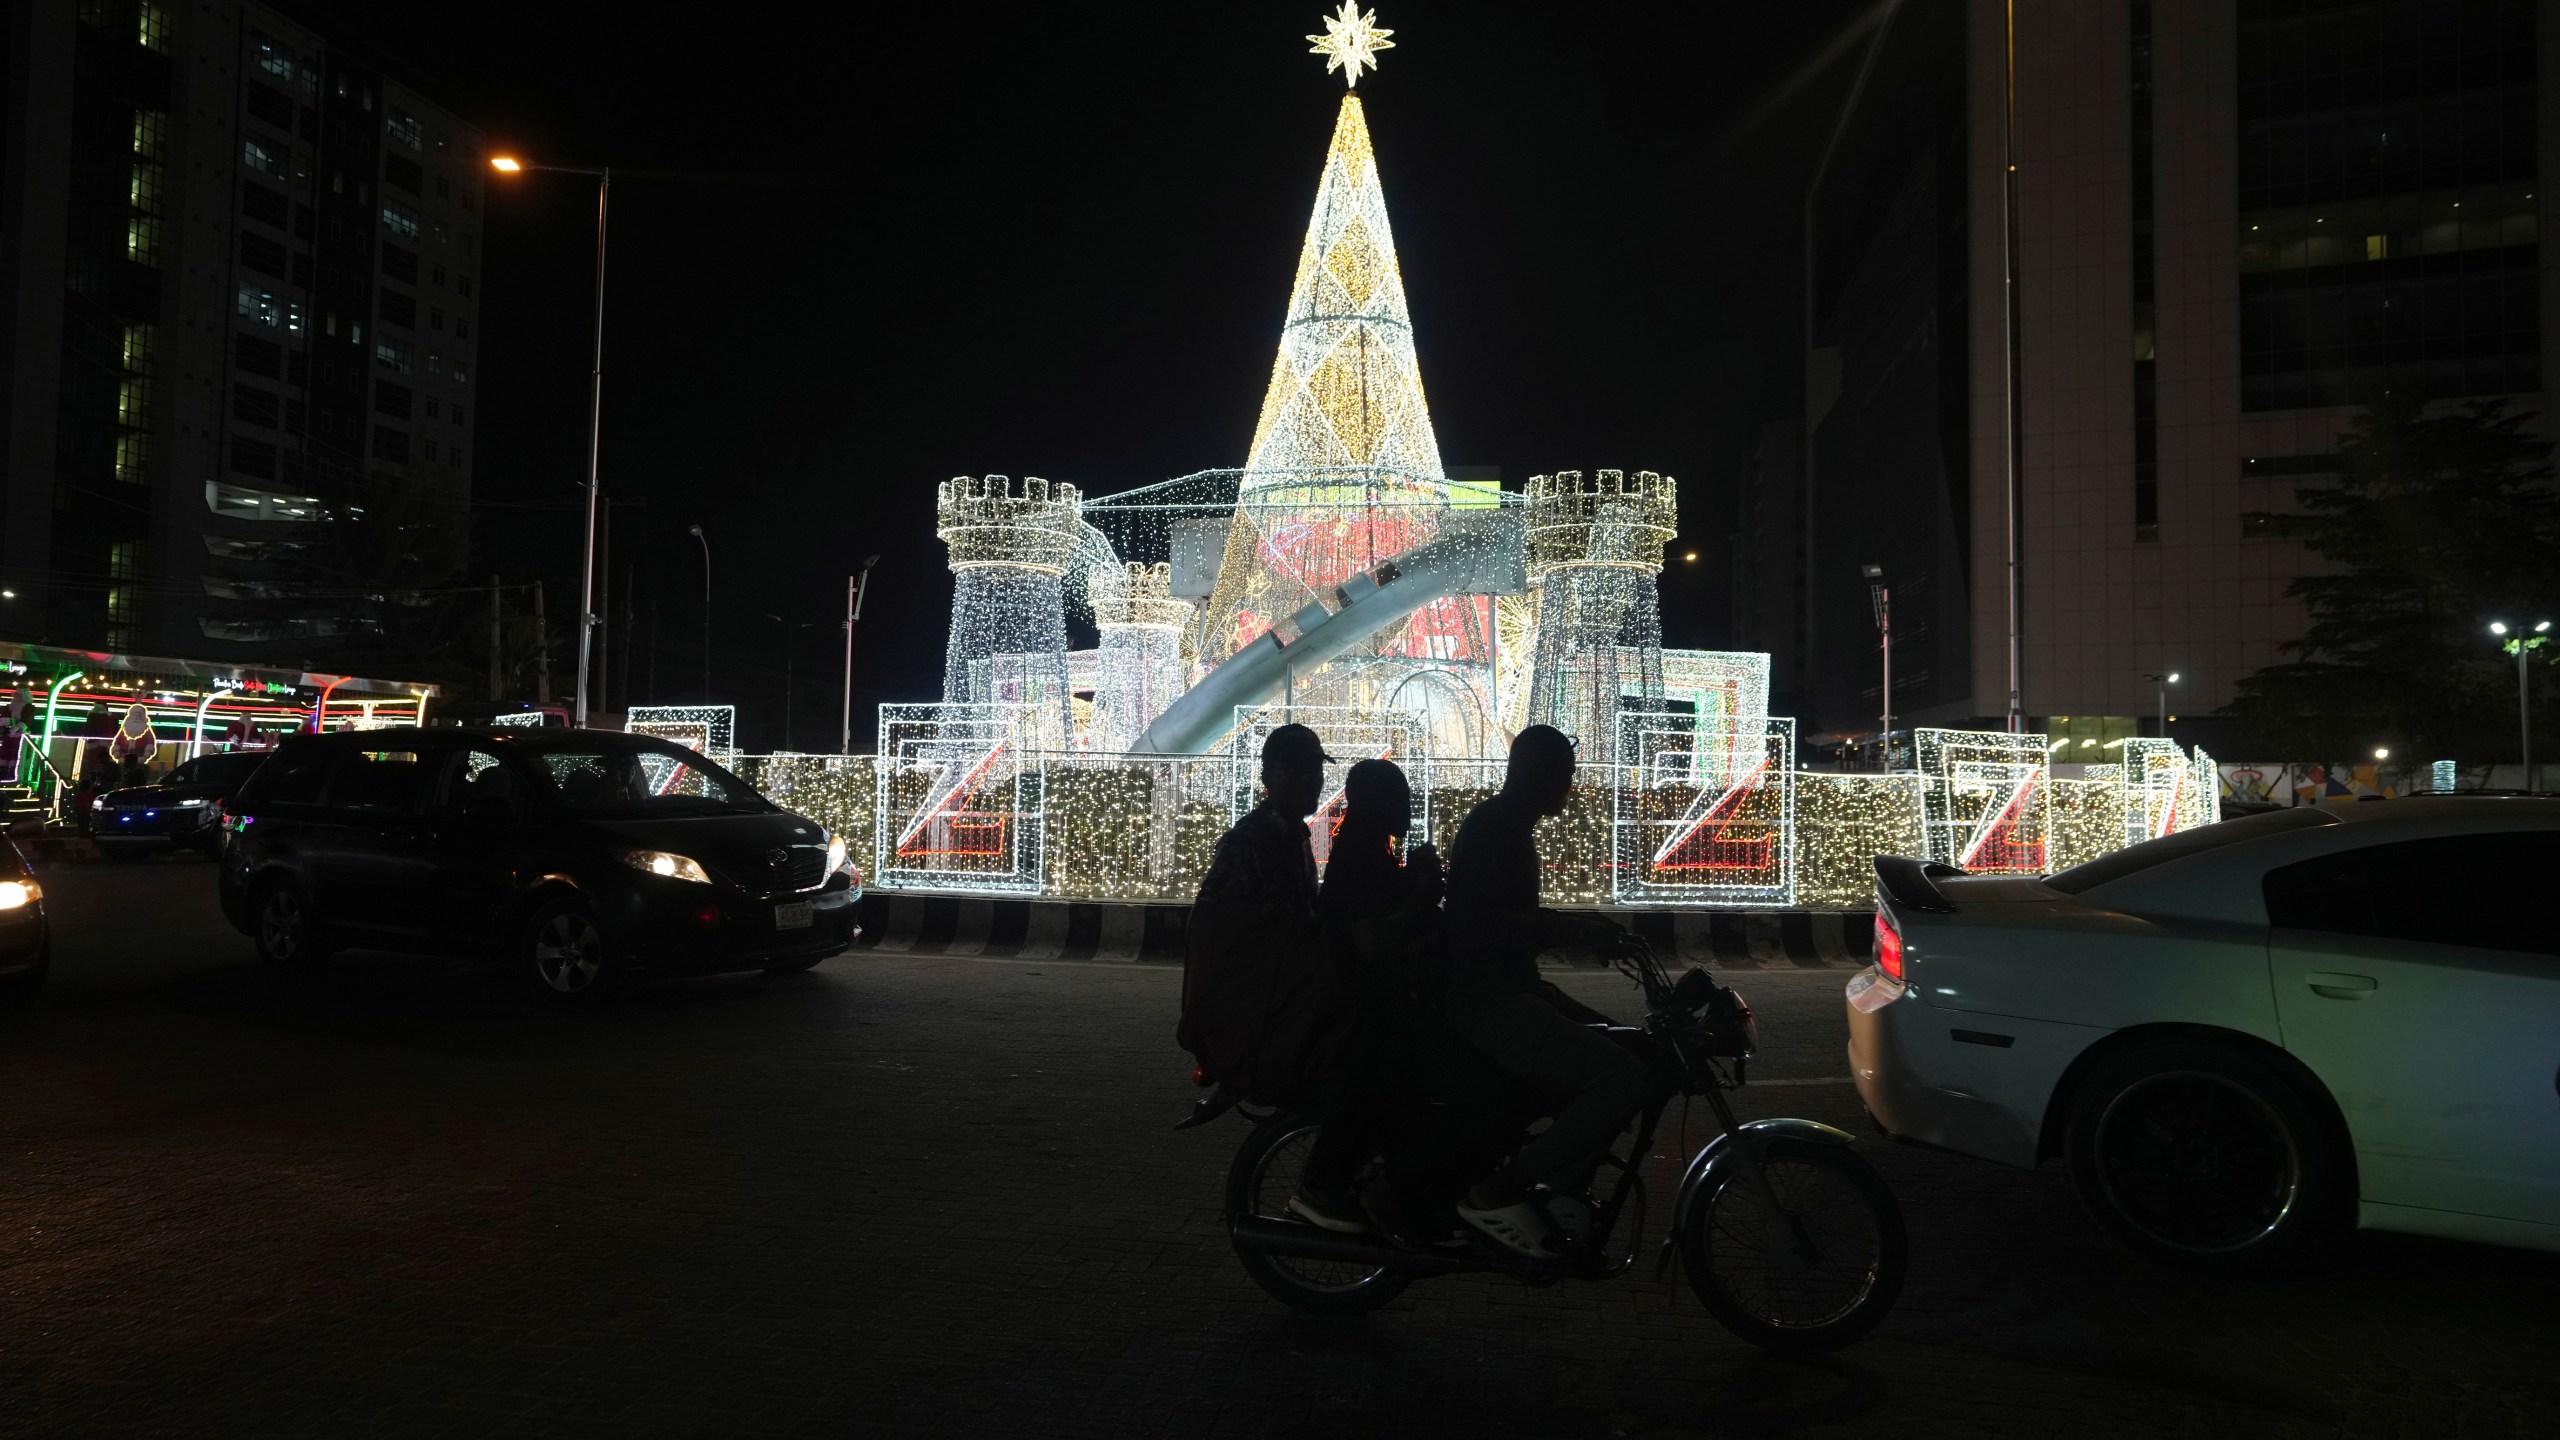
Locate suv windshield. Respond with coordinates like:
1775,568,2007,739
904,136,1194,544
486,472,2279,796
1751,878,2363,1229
525,739,770,817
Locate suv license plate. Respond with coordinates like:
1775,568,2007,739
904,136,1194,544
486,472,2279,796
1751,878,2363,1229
774,901,813,931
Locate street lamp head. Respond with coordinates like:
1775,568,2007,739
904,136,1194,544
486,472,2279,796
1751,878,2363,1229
861,554,882,570
687,524,704,538
1860,563,1884,580
2490,620,2510,635
2538,620,2553,634
490,156,523,173
2167,672,2180,684
2374,746,2390,760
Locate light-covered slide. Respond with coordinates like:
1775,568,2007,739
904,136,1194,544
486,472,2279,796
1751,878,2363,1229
1130,511,1523,756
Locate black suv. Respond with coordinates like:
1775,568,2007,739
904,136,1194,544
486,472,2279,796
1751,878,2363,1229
94,749,272,856
217,727,861,996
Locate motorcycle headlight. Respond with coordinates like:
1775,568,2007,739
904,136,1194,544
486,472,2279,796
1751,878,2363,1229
619,849,712,885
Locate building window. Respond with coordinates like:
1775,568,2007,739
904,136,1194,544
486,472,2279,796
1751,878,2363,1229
429,306,444,331
454,318,469,341
374,381,413,420
235,333,282,377
371,427,410,464
240,232,288,279
245,83,293,131
424,440,440,462
424,397,441,419
374,338,413,374
381,244,419,285
381,291,417,329
430,262,445,287
452,364,468,384
240,180,287,228
452,404,466,427
426,353,443,376
136,1,168,52
457,273,473,298
229,435,278,480
243,138,283,178
205,480,323,522
235,284,281,327
461,191,476,215
380,200,420,238
108,540,145,582
384,155,423,195
233,386,280,428
2237,0,2541,410
434,175,450,200
385,108,424,151
114,432,151,485
105,584,139,649
125,216,162,268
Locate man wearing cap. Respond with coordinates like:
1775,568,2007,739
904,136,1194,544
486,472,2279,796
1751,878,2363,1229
1178,724,1364,1224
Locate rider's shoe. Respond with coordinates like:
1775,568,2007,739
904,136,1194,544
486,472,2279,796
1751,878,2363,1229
1287,1184,1368,1235
1456,1190,1562,1260
1361,1177,1470,1252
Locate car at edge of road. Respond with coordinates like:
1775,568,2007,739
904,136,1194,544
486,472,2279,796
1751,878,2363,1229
0,835,48,1001
1849,796,2560,1273
92,750,272,858
216,726,862,998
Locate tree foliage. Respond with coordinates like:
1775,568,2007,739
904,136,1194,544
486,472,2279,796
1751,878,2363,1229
2232,398,2560,760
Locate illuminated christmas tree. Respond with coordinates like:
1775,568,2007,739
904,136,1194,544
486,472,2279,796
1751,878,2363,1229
1203,6,1492,718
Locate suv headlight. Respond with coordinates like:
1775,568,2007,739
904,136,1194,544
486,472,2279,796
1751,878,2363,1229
825,834,849,878
0,879,37,911
619,849,712,884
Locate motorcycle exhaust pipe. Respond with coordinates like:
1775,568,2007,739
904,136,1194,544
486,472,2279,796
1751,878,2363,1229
1229,1215,1473,1275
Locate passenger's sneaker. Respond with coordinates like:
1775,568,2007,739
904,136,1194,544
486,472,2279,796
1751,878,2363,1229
1361,1177,1469,1252
1287,1184,1368,1234
1456,1193,1561,1259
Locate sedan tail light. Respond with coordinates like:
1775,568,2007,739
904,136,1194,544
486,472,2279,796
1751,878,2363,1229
1874,911,1905,981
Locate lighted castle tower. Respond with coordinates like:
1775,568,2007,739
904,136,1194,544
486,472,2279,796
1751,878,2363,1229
1521,469,1676,764
1087,562,1191,752
937,475,1083,743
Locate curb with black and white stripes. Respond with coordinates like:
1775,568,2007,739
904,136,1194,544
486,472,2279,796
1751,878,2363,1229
854,893,1874,970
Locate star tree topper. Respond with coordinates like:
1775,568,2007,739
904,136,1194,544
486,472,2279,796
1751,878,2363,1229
1308,3,1395,88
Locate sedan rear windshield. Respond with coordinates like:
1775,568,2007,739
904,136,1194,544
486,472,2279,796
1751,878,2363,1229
2044,805,2339,894
174,751,268,787
525,741,771,817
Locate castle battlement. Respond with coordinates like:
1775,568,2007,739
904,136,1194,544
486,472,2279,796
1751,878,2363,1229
1092,562,1192,630
936,474,1085,574
1523,468,1678,578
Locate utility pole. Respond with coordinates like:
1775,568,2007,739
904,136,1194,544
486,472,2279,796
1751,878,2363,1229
2001,0,2027,733
488,574,504,701
596,495,612,717
689,524,711,701
1863,563,1892,767
534,579,552,708
843,554,879,755
617,564,636,717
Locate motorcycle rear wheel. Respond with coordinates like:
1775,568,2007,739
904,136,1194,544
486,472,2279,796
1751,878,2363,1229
1225,1115,1409,1317
1679,1137,1904,1354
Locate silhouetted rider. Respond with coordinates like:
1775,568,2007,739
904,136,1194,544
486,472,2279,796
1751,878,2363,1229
1438,724,1653,1257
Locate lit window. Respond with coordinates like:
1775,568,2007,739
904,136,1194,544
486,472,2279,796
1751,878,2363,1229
234,284,280,327
204,481,324,522
242,138,282,178
253,33,297,85
426,353,443,375
380,200,420,238
374,338,413,374
136,1,168,52
114,432,150,484
126,215,162,267
131,109,167,161
108,540,146,581
385,109,424,152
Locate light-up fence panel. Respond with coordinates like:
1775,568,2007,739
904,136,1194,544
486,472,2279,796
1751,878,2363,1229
1792,772,1928,908
1228,704,1429,872
627,705,737,763
1613,715,1795,907
1916,728,2053,875
875,704,1048,896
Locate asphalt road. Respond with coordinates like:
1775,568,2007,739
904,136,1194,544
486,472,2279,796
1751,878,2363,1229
2,858,2555,1438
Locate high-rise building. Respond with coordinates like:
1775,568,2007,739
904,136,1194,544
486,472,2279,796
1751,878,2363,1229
1764,0,2556,747
1,0,482,658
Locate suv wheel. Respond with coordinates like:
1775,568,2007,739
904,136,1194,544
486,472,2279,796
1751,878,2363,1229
254,881,330,973
529,899,613,998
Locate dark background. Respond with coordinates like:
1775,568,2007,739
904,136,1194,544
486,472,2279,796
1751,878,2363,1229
304,0,1880,750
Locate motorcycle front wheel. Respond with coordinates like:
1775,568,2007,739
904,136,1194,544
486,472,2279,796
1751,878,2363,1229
1678,1137,1905,1353
1225,1114,1409,1317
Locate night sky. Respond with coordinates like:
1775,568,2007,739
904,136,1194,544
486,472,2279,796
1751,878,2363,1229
304,0,1876,749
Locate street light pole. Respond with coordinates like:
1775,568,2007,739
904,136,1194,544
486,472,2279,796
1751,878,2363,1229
490,156,611,729
842,555,879,756
1861,563,1890,767
2144,670,2181,738
2491,620,2550,793
688,524,711,701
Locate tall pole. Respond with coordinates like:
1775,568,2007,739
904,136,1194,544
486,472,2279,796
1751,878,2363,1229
488,574,504,701
1879,584,1892,763
2157,676,2168,736
842,557,876,755
689,524,711,700
534,579,551,707
783,648,795,752
2522,644,2534,794
2001,0,2026,733
573,169,611,730
596,495,612,717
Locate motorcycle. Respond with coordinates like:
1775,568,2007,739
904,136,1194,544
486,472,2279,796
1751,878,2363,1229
1181,931,1906,1353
